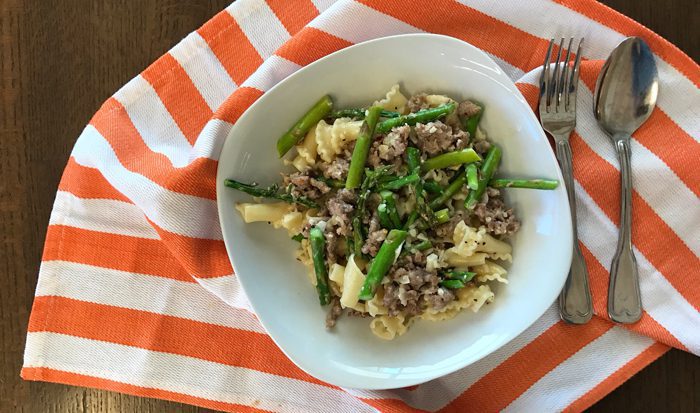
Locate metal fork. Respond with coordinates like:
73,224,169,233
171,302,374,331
539,38,593,324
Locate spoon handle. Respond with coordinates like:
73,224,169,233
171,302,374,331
554,138,593,324
608,137,642,323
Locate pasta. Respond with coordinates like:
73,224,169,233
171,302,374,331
315,118,363,163
373,84,409,115
340,255,366,311
225,84,546,340
370,314,409,340
474,260,509,284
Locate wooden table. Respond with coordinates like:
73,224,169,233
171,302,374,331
1,1,697,411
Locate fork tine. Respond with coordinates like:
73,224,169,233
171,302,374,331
568,38,584,107
550,38,564,110
559,38,573,109
540,39,554,109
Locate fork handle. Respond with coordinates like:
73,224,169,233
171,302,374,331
608,137,642,324
554,137,593,324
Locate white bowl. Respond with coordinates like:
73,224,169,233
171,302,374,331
216,34,572,390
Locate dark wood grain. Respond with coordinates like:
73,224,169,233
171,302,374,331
0,1,697,412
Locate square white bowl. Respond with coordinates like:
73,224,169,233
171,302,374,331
216,34,572,389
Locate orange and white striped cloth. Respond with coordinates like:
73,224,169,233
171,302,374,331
23,0,699,411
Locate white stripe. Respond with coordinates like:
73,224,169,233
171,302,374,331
350,306,561,411
575,182,700,354
192,118,233,162
227,0,291,59
309,2,527,86
309,1,421,44
463,0,700,140
241,55,302,92
517,74,700,255
169,32,238,111
194,274,253,312
503,327,655,412
113,76,194,167
24,332,374,413
36,260,260,331
50,191,159,239
72,125,222,241
310,0,338,13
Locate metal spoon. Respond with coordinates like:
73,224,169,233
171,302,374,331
593,37,659,324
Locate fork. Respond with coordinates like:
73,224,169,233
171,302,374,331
539,38,593,325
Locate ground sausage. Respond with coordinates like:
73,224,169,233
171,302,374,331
320,157,350,180
325,297,343,328
473,187,521,237
326,189,356,236
284,172,331,199
413,121,469,156
367,125,410,168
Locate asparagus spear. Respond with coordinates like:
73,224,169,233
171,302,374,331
346,106,383,189
377,203,395,229
444,270,476,283
376,103,456,134
428,169,468,210
224,179,319,208
377,173,419,191
422,148,481,171
351,166,394,257
328,108,400,119
309,227,331,305
423,180,443,194
466,163,479,190
489,178,559,190
358,229,408,300
410,239,433,252
379,191,401,228
461,102,483,137
439,279,466,289
465,145,502,210
434,208,451,224
277,95,333,157
315,176,345,188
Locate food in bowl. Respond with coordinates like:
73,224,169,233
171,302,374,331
225,84,558,340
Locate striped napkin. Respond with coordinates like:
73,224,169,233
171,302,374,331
23,0,699,411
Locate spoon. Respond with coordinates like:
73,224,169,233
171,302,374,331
593,37,659,324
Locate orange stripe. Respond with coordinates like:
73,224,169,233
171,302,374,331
213,86,264,124
152,223,233,278
141,54,213,145
357,0,550,72
28,296,328,386
21,367,270,413
440,318,613,412
90,98,217,200
59,157,130,202
580,245,688,351
275,27,353,66
42,225,192,282
554,0,700,87
266,0,319,35
579,61,700,196
360,398,425,413
515,83,539,113
570,132,700,310
197,10,263,85
563,342,669,413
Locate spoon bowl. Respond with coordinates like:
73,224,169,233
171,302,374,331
594,37,659,138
